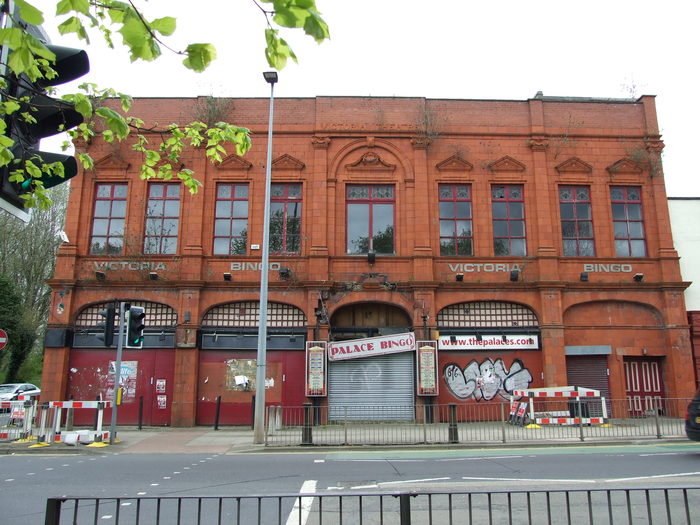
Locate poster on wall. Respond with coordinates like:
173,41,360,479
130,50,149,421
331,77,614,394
416,341,438,396
305,341,327,396
108,360,138,401
155,379,166,393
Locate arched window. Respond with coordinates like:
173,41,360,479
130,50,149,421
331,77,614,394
202,301,306,327
437,301,538,328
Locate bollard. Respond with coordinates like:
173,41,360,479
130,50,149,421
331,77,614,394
65,394,74,431
214,395,222,431
302,402,313,445
500,402,507,443
577,398,585,442
448,403,459,443
654,397,662,439
138,396,144,431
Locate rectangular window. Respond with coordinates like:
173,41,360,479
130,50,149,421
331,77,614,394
560,186,595,256
144,183,180,255
611,186,646,257
270,183,302,254
213,183,248,255
492,184,526,256
90,183,127,255
439,184,473,256
346,185,394,254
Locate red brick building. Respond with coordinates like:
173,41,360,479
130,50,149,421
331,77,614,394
41,94,695,426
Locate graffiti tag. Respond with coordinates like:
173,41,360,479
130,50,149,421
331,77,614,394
444,358,533,401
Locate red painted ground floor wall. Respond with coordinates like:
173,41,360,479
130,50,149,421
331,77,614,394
67,349,175,426
196,350,306,425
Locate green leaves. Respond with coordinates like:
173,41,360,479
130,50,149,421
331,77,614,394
265,28,297,70
1,0,330,209
262,0,329,68
183,44,217,72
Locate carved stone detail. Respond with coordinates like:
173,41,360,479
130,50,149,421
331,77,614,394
607,158,643,175
436,154,473,172
272,153,305,171
488,155,526,172
345,152,396,172
556,157,592,174
528,136,549,151
216,154,252,171
311,136,331,149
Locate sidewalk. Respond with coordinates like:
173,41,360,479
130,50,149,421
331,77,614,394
0,426,265,455
0,424,688,455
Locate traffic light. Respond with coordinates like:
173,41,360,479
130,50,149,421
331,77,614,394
0,15,90,211
126,306,146,348
96,304,116,347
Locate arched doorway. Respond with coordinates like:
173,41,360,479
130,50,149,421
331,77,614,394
327,302,415,420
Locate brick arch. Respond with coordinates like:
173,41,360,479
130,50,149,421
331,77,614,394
329,301,412,328
328,138,413,182
74,300,177,327
563,300,663,327
436,300,539,328
201,300,307,327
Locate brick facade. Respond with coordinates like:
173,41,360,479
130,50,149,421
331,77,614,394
42,94,695,426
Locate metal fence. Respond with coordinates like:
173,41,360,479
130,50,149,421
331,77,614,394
45,487,700,524
265,398,690,447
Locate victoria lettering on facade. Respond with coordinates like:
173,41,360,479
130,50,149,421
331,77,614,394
94,261,168,271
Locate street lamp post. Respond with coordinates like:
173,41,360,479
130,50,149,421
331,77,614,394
253,71,278,444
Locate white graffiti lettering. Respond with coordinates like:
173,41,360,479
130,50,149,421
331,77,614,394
444,358,533,401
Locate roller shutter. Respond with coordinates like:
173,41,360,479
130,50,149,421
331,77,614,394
566,355,610,417
328,352,415,421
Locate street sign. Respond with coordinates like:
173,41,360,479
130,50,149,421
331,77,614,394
0,328,7,349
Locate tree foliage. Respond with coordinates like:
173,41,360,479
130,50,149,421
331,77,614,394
0,184,68,381
0,0,329,208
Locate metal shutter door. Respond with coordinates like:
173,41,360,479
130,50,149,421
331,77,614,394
566,355,610,417
328,352,415,421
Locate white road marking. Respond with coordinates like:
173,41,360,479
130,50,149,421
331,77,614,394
462,476,597,483
381,477,450,486
606,472,700,482
314,459,324,463
285,480,317,525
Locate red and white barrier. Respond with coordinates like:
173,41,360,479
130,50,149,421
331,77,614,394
510,386,608,426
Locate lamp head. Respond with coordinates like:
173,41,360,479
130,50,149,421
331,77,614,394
263,71,278,84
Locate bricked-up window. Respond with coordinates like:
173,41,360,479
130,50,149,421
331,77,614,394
492,184,526,256
439,184,473,256
611,186,647,257
144,183,180,254
270,183,301,254
560,186,595,256
214,183,248,255
90,183,127,254
346,185,394,254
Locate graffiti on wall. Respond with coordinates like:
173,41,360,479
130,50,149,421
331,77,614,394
444,358,533,401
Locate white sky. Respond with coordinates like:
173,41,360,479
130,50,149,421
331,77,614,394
42,0,700,196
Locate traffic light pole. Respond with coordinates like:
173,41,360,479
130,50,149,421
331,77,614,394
109,301,126,445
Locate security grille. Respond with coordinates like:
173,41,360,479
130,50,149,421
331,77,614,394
202,301,306,327
75,301,177,327
437,301,538,327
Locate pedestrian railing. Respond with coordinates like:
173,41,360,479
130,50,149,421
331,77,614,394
265,398,690,446
45,486,700,524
